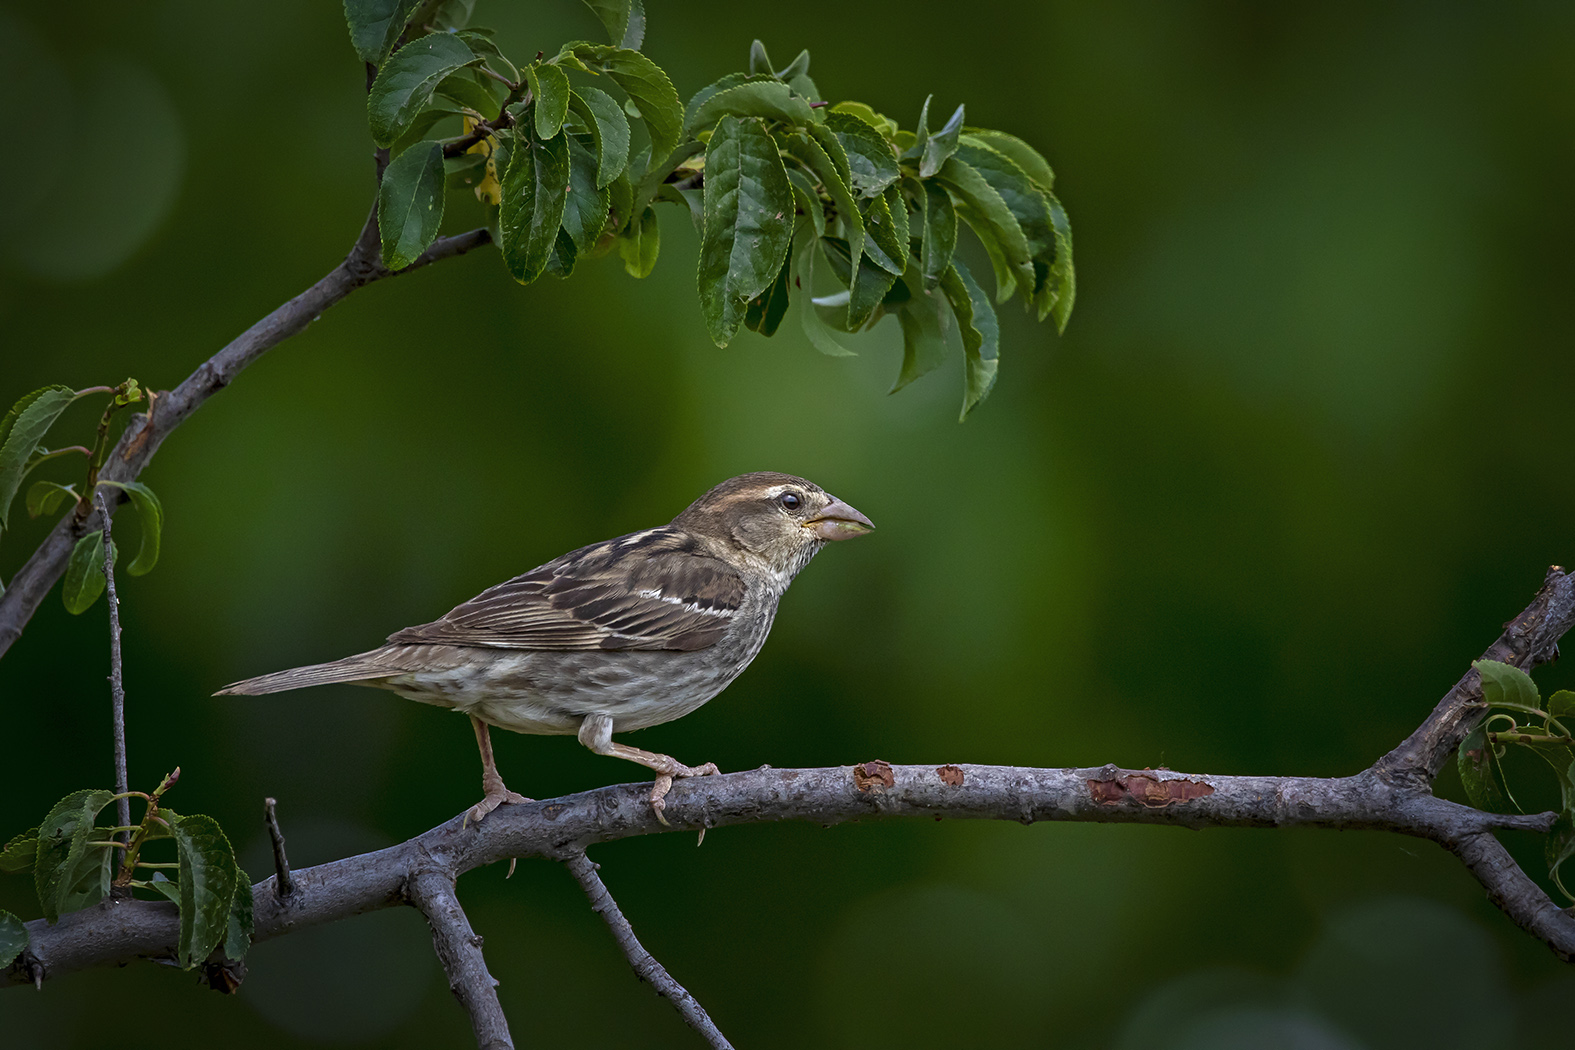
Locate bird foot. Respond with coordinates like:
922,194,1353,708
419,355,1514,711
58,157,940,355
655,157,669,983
649,761,721,827
466,787,532,827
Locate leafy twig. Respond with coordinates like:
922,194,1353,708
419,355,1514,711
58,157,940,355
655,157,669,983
94,490,130,852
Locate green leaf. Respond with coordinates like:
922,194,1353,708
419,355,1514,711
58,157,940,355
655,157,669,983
684,73,760,135
428,0,477,31
778,129,863,283
99,481,163,577
617,205,660,278
777,49,817,100
847,250,899,331
562,136,611,258
827,113,899,199
964,128,1054,193
147,870,181,904
697,116,795,348
26,480,76,519
171,814,242,969
62,531,113,615
1548,690,1575,725
226,872,255,960
793,226,856,357
892,287,950,394
1,831,38,874
568,86,630,189
688,80,820,135
454,28,518,82
343,0,421,64
861,189,906,275
526,63,571,139
785,167,825,238
568,45,681,165
920,179,957,291
0,909,26,969
433,70,499,120
1458,725,1505,813
0,384,76,530
743,246,793,338
919,103,965,178
581,0,645,49
935,154,1033,299
830,101,896,138
748,39,774,75
909,94,932,159
941,259,1000,419
1475,659,1541,711
884,183,909,257
367,33,478,148
1044,192,1076,332
377,141,445,272
34,789,115,923
955,139,1055,276
499,117,572,284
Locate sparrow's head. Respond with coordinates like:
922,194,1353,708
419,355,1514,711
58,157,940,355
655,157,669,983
673,472,874,577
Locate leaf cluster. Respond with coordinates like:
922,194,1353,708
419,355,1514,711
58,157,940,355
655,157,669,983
0,381,164,611
1457,659,1575,897
0,772,253,974
353,1,1075,419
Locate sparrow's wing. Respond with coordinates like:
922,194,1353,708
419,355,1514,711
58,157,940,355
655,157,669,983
386,528,747,652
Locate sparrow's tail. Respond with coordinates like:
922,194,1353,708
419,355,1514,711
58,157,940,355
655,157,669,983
213,651,398,696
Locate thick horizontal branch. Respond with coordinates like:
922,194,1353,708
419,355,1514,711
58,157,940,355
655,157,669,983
0,201,491,659
7,757,1569,991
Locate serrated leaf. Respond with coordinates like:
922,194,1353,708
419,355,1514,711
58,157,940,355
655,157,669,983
892,288,950,394
910,94,932,159
941,259,1000,419
683,73,762,134
62,531,113,615
428,0,477,31
367,34,478,148
956,139,1055,278
861,190,906,276
226,872,255,959
1475,659,1541,711
376,141,445,272
884,183,909,256
0,909,26,969
433,70,499,120
1548,691,1575,731
1044,192,1075,332
785,167,825,238
827,113,899,199
748,40,773,75
919,103,965,178
830,101,896,138
793,225,856,357
26,480,75,519
100,480,163,576
147,870,181,904
568,86,630,189
964,128,1054,193
743,245,793,337
617,204,660,278
526,63,571,139
343,0,421,65
935,154,1033,300
1458,726,1508,813
778,129,863,282
171,814,241,969
499,116,572,284
34,789,115,923
777,48,811,82
0,384,76,530
688,80,819,135
920,179,957,291
562,136,610,258
454,28,518,82
568,44,681,164
581,0,645,49
1,831,37,874
698,116,795,348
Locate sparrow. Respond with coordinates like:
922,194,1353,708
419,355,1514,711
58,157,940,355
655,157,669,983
216,472,873,823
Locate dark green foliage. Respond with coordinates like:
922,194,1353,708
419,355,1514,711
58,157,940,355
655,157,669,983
337,2,1076,417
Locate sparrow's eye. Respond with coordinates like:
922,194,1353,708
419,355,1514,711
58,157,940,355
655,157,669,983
778,492,802,511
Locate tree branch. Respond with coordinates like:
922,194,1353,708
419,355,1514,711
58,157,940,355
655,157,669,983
407,870,513,1050
95,491,131,845
0,203,491,660
563,851,733,1049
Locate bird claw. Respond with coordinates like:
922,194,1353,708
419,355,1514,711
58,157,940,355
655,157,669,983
465,788,532,828
648,761,720,827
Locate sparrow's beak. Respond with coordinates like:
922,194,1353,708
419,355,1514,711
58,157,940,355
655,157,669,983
805,497,874,541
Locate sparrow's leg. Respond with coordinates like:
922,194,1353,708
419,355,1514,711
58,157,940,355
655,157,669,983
577,713,719,826
467,715,531,825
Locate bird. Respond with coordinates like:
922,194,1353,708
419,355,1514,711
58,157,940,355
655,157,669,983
216,472,873,824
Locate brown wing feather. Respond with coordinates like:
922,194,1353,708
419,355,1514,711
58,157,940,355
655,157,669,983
386,527,746,652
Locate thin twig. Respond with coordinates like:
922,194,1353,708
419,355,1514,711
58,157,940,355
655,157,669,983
263,798,295,899
563,851,734,1050
95,491,130,844
407,870,512,1050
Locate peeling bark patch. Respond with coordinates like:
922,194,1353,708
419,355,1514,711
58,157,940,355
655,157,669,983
1088,773,1214,807
853,760,895,792
937,765,965,787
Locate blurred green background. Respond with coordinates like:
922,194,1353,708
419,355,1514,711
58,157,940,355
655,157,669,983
4,1,1575,1047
